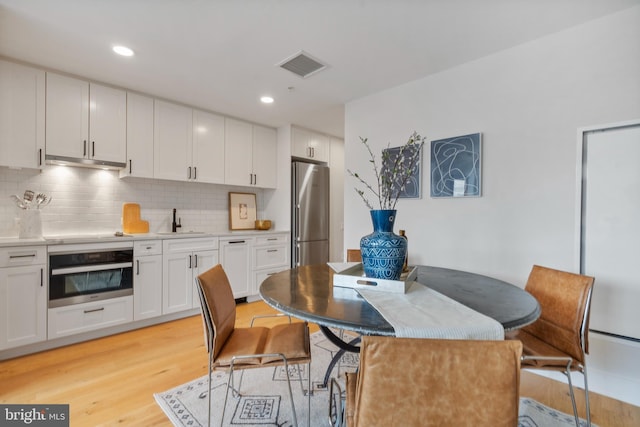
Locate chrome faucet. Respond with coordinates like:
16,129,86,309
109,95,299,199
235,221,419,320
172,208,182,232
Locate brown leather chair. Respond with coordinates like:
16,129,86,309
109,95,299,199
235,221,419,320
506,265,595,426
333,336,522,427
196,264,311,427
346,249,362,262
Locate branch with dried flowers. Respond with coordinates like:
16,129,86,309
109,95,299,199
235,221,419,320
348,132,425,210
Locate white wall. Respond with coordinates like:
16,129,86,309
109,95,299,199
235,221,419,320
344,6,640,405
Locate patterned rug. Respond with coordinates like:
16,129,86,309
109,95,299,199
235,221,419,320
155,331,594,427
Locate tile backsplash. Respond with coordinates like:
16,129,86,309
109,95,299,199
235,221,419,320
0,166,264,237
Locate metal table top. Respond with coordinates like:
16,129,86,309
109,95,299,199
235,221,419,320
259,264,540,335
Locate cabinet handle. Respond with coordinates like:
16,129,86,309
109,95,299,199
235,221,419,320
39,148,42,166
267,238,278,241
129,160,132,174
194,167,197,180
92,141,95,157
136,259,140,275
194,254,198,268
229,240,245,244
267,249,278,253
189,255,192,269
9,253,37,259
188,166,192,179
83,140,87,156
40,268,43,287
84,307,105,314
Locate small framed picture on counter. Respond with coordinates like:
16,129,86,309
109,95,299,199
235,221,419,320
229,192,257,230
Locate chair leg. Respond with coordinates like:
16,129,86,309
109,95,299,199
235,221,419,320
207,356,213,427
564,360,592,427
281,358,299,427
583,364,592,427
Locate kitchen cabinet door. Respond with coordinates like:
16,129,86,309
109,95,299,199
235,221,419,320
191,249,219,307
46,72,89,159
224,118,254,186
133,254,163,320
193,110,225,184
162,251,194,314
154,100,193,181
252,125,277,188
88,83,126,164
121,92,154,178
0,265,47,350
0,60,45,169
292,126,329,162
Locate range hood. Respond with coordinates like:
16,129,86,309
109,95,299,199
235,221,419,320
45,154,126,170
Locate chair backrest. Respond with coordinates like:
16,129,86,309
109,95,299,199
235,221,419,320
196,264,237,358
522,265,595,362
353,336,522,427
346,249,362,262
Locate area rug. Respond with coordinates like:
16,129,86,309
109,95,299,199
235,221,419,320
155,331,594,427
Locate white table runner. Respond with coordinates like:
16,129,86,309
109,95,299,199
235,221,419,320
357,282,505,340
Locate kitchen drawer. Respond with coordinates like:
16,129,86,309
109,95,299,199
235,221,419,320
134,240,162,256
254,267,288,291
253,245,288,270
48,296,133,338
255,234,288,246
0,246,46,268
163,237,219,254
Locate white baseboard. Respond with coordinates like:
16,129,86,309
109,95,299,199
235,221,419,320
527,332,640,407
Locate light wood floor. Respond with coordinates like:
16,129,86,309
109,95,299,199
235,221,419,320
1,301,638,426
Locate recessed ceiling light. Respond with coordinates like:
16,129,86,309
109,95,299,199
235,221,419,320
113,45,134,57
260,96,274,104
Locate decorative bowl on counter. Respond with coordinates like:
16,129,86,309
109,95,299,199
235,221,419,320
255,220,272,230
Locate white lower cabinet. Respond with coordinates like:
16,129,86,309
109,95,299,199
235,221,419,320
48,296,133,339
162,237,219,314
219,237,254,298
133,240,163,320
252,233,290,296
0,246,47,350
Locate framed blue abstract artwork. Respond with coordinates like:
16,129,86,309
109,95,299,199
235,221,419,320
383,145,422,199
430,133,482,198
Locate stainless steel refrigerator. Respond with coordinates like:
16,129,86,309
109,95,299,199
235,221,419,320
292,161,330,266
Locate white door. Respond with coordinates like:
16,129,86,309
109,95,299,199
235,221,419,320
192,249,219,307
133,254,163,320
162,251,193,314
224,118,253,186
0,265,47,350
220,239,252,298
0,60,45,169
193,110,225,184
252,125,277,188
123,92,154,178
89,83,126,163
46,73,89,159
582,122,640,340
154,100,192,181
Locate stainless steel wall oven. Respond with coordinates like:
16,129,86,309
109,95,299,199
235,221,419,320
48,242,134,308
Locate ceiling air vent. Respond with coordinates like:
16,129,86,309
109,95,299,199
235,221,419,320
278,51,328,78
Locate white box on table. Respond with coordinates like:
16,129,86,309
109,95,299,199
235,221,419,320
332,263,417,294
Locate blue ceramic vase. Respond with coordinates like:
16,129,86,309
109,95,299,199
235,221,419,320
360,210,407,280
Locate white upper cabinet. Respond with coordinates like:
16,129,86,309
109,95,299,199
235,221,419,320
46,73,126,166
154,102,225,183
120,92,154,178
252,125,277,188
0,60,45,169
225,118,277,188
193,109,225,184
292,126,329,162
153,100,193,181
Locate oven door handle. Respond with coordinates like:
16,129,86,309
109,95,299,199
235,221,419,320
51,262,133,276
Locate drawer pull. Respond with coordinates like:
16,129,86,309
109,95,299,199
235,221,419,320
9,253,37,259
267,249,279,253
229,240,245,244
84,307,105,314
267,238,278,241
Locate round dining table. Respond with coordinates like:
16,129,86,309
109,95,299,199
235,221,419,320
259,264,540,386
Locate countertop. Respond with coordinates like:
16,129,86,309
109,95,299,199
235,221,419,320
0,229,289,248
